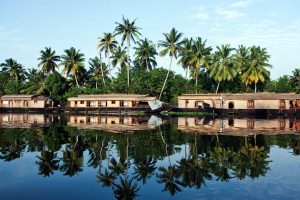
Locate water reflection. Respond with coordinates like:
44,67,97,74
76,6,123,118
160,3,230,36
178,117,300,135
1,114,300,199
0,113,53,128
67,115,162,133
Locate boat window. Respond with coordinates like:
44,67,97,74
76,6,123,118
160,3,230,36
80,101,84,104
279,100,286,109
228,102,234,109
279,119,286,130
112,101,116,104
247,119,255,129
247,100,255,109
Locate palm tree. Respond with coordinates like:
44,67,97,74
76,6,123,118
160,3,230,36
1,58,26,81
60,47,85,88
22,68,45,94
241,46,272,93
38,47,60,74
97,33,118,78
115,16,141,87
111,46,130,71
158,28,183,99
186,37,212,93
134,38,157,70
178,38,194,78
209,44,237,93
234,45,250,73
88,56,108,88
290,69,300,93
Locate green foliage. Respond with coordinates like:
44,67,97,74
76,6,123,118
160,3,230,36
44,71,68,102
265,75,293,93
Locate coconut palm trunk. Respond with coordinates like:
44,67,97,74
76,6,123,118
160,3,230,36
127,40,130,88
99,54,106,87
107,52,113,78
255,82,257,93
196,69,199,93
216,82,220,94
75,73,79,88
159,56,173,100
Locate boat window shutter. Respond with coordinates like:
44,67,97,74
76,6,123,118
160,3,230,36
247,100,255,109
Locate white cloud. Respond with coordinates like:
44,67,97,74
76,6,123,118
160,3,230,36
215,7,245,19
189,6,209,21
230,0,251,8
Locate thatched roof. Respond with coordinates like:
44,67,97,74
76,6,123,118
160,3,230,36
0,94,52,101
68,94,156,101
177,93,300,100
177,93,222,100
223,93,300,100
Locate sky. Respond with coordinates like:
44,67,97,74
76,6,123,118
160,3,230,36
0,0,300,79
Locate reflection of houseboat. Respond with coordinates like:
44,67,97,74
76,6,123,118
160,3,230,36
67,94,167,113
177,93,300,115
178,117,300,135
67,115,162,133
0,113,53,128
0,95,54,111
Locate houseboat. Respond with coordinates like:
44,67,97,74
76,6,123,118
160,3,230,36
67,115,162,133
0,94,54,111
178,117,300,136
177,93,300,115
67,94,167,113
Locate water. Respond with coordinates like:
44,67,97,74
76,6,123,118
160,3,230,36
1,113,300,199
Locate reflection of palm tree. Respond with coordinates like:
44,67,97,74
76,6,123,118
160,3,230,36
109,157,129,176
177,154,212,189
246,145,270,178
113,176,140,200
133,156,157,184
60,149,84,176
210,146,233,182
36,150,59,177
60,135,85,176
288,138,300,155
157,166,183,196
97,168,117,187
0,139,25,161
157,127,183,196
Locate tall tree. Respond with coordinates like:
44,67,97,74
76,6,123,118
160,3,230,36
210,44,237,93
178,38,194,78
111,47,130,71
186,37,212,93
97,33,118,78
0,58,26,81
89,56,108,89
158,28,183,99
241,46,272,93
38,47,60,74
134,38,157,71
290,69,300,93
22,68,45,94
60,47,85,88
115,16,141,87
234,45,250,73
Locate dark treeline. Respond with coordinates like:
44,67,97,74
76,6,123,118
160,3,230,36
2,119,300,197
0,16,299,104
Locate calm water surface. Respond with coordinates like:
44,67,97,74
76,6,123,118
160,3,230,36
1,114,300,199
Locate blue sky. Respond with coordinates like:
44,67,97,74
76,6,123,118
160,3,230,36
1,0,299,79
